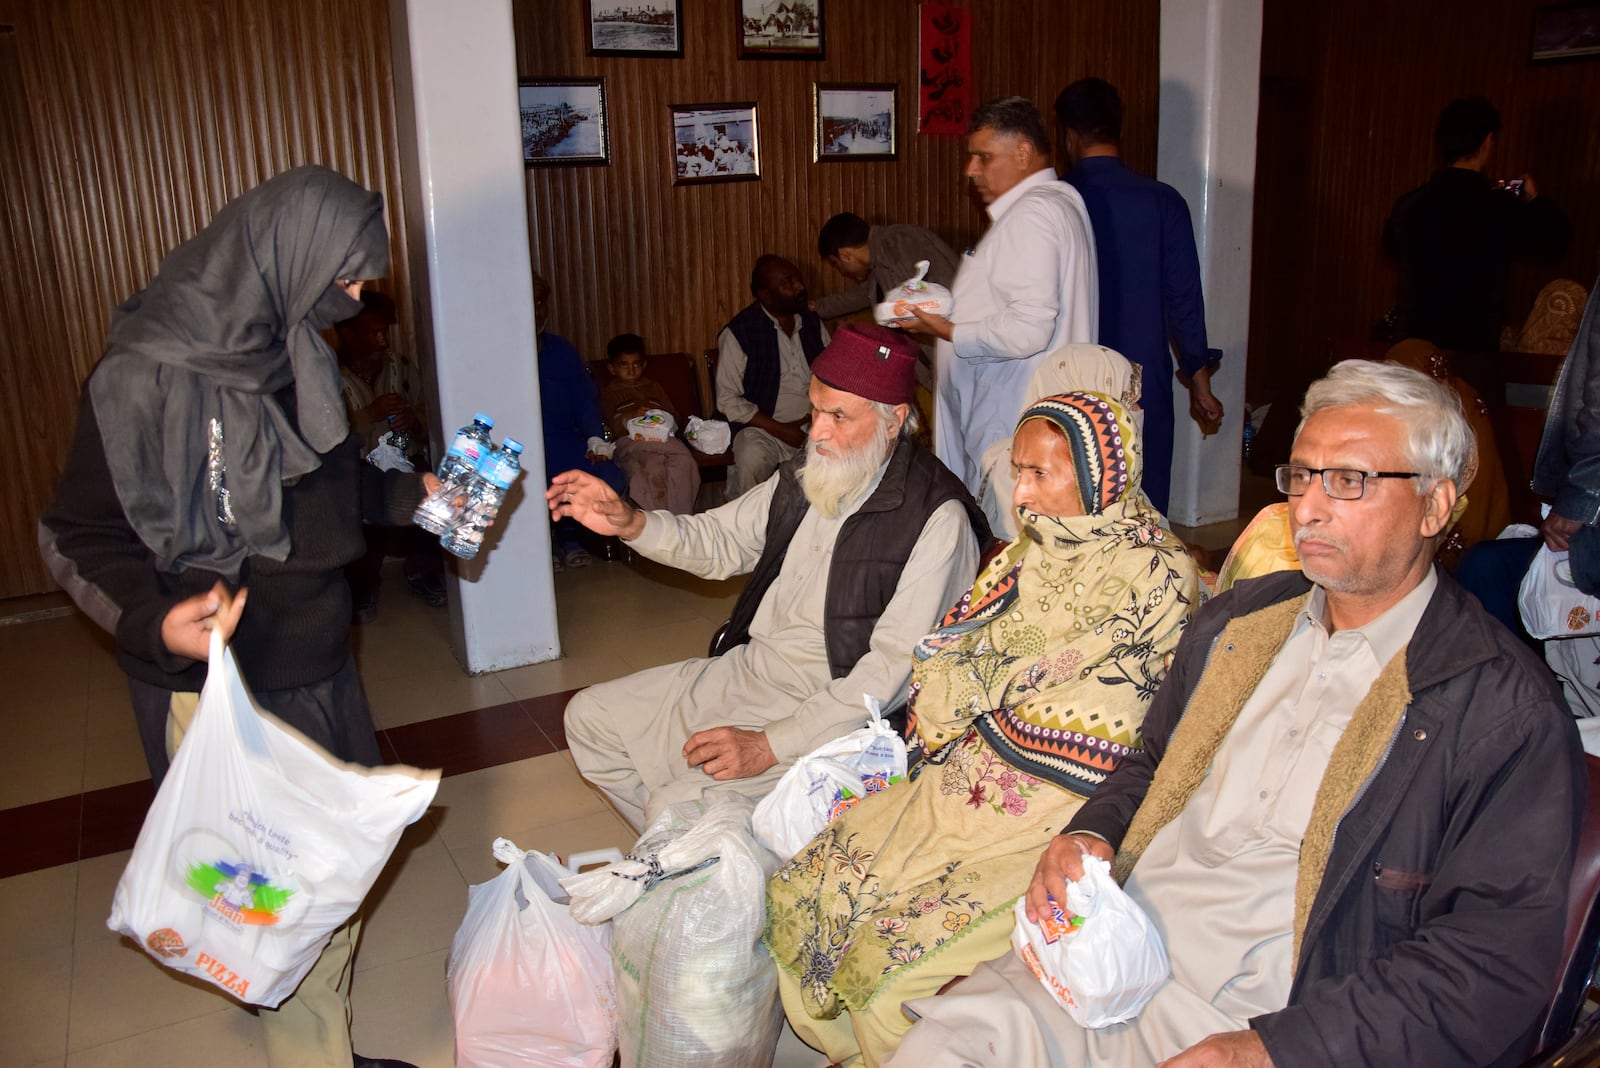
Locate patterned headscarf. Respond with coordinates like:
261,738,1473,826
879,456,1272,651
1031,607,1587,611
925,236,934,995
1017,391,1132,516
908,391,1197,793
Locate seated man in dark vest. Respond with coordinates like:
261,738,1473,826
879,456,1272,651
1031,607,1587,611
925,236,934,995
550,324,989,829
716,254,830,497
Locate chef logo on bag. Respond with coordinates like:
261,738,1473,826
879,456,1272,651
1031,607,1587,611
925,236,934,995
186,859,294,928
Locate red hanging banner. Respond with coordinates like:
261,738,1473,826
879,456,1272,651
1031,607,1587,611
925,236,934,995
918,4,972,136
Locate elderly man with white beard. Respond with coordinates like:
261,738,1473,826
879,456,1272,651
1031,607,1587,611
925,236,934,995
548,324,989,829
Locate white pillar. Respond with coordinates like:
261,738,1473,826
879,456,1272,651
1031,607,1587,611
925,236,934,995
1158,0,1263,527
389,0,559,672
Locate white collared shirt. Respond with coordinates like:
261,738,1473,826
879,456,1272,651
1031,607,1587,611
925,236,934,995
933,167,1098,493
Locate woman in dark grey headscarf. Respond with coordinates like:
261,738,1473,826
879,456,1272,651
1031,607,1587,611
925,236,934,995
40,165,423,1068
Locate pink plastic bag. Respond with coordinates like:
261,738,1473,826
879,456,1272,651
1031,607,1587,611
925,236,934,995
448,838,622,1067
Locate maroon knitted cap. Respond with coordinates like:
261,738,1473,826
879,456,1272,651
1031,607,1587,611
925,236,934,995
810,323,920,406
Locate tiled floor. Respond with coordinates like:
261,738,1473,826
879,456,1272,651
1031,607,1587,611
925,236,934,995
0,509,1249,1068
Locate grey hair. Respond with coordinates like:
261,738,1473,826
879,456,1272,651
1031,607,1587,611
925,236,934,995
1297,360,1473,493
872,399,921,441
968,96,1051,155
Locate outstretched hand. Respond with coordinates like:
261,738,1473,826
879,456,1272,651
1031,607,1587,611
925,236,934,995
161,581,248,662
683,726,777,781
1024,832,1115,923
547,469,645,540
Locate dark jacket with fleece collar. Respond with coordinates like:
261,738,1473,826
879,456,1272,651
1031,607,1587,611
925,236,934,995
1067,567,1584,1068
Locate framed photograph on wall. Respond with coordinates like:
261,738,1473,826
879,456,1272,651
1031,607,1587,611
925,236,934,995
1530,3,1600,62
670,103,760,184
519,79,609,166
587,0,684,57
738,0,823,59
814,83,896,162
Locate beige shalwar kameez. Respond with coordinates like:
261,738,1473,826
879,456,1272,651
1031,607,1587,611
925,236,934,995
565,470,978,830
887,572,1436,1067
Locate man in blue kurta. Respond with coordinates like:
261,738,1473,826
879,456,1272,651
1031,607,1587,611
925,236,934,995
1056,78,1223,513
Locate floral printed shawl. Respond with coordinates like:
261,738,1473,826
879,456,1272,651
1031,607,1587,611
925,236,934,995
765,393,1198,1037
909,391,1190,796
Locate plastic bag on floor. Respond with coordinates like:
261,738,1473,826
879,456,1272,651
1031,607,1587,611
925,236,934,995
108,629,438,1007
1011,855,1170,1028
567,800,783,1068
752,696,909,860
448,838,624,1068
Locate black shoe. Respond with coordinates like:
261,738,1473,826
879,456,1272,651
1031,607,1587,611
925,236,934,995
405,569,447,608
353,1056,419,1068
351,591,379,625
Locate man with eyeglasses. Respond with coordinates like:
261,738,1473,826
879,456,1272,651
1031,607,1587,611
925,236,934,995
889,360,1583,1068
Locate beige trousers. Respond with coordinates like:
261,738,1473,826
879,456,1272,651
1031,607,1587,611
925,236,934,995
166,693,361,1068
727,426,800,498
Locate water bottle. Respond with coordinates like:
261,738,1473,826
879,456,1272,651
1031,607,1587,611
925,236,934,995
385,414,412,455
440,437,523,560
413,413,495,535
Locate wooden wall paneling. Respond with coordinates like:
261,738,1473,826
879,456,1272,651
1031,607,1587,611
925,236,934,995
0,28,78,597
1248,0,1600,409
0,0,412,598
514,0,1160,369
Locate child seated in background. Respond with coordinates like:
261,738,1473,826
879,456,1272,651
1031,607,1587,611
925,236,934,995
599,334,700,514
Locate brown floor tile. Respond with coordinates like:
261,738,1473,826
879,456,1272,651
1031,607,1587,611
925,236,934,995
79,780,156,861
522,688,579,751
384,700,555,776
0,794,81,878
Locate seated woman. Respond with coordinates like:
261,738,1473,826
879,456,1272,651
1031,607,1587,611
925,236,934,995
764,391,1199,1067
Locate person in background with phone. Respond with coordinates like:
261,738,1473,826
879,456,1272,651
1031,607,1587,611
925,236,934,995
1382,96,1572,405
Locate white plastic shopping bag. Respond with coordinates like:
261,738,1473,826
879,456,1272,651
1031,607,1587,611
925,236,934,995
1011,855,1170,1028
108,629,438,1007
626,409,677,442
684,416,731,455
752,696,909,860
1519,545,1600,639
448,838,623,1068
564,800,783,1068
873,259,956,326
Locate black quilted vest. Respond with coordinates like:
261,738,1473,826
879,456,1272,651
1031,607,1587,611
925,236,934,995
716,439,990,677
723,301,827,417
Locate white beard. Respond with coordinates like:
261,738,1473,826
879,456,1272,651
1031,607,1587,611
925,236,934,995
799,434,892,518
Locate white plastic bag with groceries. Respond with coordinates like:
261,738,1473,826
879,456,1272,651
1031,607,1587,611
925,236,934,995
626,409,677,443
873,259,955,326
752,696,909,860
448,838,624,1068
107,629,439,1007
1011,854,1170,1028
1519,544,1600,639
562,799,783,1068
685,416,732,455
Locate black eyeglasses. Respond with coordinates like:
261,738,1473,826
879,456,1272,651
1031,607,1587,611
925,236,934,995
1274,465,1420,501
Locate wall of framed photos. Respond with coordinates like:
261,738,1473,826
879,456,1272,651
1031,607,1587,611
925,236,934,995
513,1,1161,365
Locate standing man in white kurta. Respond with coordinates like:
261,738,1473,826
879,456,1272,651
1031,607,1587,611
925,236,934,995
549,325,987,830
905,96,1098,535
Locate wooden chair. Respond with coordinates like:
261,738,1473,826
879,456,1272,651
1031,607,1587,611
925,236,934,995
588,352,733,484
1521,753,1600,1065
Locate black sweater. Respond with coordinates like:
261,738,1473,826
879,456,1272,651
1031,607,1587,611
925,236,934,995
40,388,426,693
1383,166,1572,354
